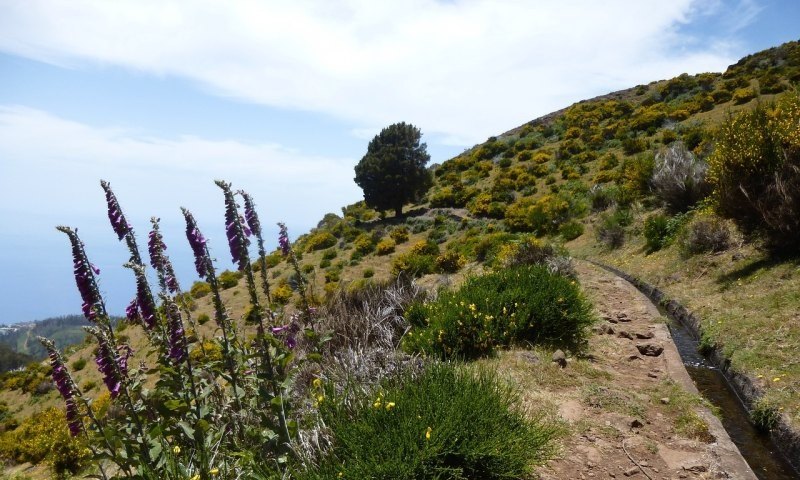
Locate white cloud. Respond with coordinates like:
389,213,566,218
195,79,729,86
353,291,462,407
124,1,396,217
0,104,361,236
0,0,747,145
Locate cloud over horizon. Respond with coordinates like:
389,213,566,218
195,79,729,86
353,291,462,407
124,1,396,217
0,0,749,145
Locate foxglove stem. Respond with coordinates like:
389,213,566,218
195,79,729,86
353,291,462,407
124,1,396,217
216,180,251,271
148,218,180,294
165,300,187,364
276,222,314,327
57,226,106,324
181,207,242,413
239,190,272,305
100,180,143,266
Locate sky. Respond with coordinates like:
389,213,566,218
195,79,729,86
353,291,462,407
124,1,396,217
0,0,798,324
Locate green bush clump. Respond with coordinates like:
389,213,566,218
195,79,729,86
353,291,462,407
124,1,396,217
352,233,376,256
435,251,466,273
389,226,410,243
596,209,633,249
404,265,593,358
304,231,337,252
70,357,87,372
375,238,396,255
650,142,710,213
504,195,570,234
643,213,687,252
708,93,800,251
732,87,756,104
559,221,584,240
391,252,436,278
297,363,558,480
190,281,212,299
218,270,242,289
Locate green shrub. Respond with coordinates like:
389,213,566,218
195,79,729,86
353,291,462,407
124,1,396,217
264,251,283,268
596,209,632,249
474,232,518,265
389,226,410,243
391,252,436,278
70,357,87,372
708,93,800,250
559,221,584,240
297,363,558,480
353,233,375,256
732,87,756,104
435,251,466,273
363,268,375,278
643,214,687,252
197,313,210,325
304,231,337,252
322,248,338,260
218,270,242,289
376,238,396,255
319,258,331,268
504,195,570,234
190,281,212,299
618,154,655,204
404,265,593,358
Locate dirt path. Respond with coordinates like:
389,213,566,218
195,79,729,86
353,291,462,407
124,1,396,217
534,261,756,480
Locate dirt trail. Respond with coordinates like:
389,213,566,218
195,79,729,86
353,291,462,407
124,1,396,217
534,261,756,480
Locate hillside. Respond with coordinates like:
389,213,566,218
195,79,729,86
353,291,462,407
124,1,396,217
1,39,799,479
0,315,90,360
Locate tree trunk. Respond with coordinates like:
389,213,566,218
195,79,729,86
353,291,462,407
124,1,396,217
394,204,404,218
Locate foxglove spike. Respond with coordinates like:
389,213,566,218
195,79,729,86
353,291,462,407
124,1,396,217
278,222,290,256
217,180,250,271
166,302,186,364
182,208,212,278
239,190,262,238
148,218,180,294
65,397,82,436
125,298,140,324
57,226,102,321
101,180,132,241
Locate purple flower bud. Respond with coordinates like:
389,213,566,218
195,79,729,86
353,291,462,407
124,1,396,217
217,180,250,271
58,227,102,322
101,180,132,241
182,208,212,278
166,302,186,364
270,314,301,350
117,344,132,377
278,222,291,256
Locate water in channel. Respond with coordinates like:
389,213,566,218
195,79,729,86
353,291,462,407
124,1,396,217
667,316,798,480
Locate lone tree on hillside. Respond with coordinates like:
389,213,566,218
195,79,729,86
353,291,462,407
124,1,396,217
354,122,432,218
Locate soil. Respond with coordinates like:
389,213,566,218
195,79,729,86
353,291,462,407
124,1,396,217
534,261,756,480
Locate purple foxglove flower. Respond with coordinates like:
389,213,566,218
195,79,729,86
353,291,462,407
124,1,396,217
278,222,291,256
148,219,180,294
125,298,140,324
40,337,75,400
101,180,132,241
270,314,301,350
131,266,157,330
91,330,122,399
65,397,82,437
217,180,250,271
118,344,133,377
166,302,186,364
182,208,212,278
239,191,262,238
58,227,102,321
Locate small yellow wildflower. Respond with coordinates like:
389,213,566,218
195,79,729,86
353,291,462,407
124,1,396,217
210,468,220,475
190,475,200,480
773,377,781,382
317,394,325,404
313,378,322,389
338,473,344,478
173,445,181,454
385,402,396,411
373,400,382,409
425,426,432,440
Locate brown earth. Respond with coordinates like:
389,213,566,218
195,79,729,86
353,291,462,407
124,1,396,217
531,261,756,480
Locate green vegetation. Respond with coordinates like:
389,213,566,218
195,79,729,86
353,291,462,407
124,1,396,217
404,265,593,359
297,363,559,480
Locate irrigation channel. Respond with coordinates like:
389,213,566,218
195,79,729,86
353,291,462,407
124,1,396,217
665,315,797,479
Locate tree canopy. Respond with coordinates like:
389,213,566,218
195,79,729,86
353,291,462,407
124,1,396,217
354,122,432,217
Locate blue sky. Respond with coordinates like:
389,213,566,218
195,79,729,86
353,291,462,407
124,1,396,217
0,0,798,324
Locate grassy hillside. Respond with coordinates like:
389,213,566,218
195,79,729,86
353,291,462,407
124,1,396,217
1,39,799,478
0,315,90,360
